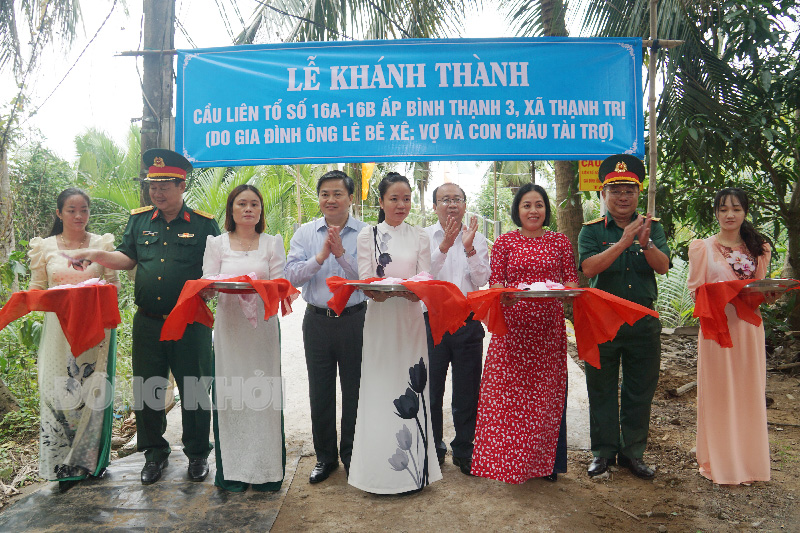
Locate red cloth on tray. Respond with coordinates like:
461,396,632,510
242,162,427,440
160,276,299,341
326,276,472,345
693,279,800,348
0,285,120,357
466,287,659,369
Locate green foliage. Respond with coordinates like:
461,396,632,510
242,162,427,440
75,125,143,237
655,258,698,328
762,290,799,347
475,173,515,229
9,143,75,243
185,163,322,251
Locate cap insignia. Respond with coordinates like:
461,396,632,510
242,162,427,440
614,161,628,173
153,157,165,168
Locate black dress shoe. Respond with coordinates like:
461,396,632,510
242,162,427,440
618,455,655,479
587,456,615,477
309,461,339,484
542,473,558,482
188,458,209,482
452,456,473,476
141,458,168,485
58,479,80,492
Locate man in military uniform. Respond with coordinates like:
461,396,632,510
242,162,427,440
577,154,670,480
75,149,219,484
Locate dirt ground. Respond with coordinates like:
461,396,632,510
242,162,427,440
270,333,800,533
2,332,799,532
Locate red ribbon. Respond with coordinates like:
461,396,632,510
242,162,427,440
693,279,800,347
160,276,299,341
0,285,120,357
466,287,659,369
326,276,472,345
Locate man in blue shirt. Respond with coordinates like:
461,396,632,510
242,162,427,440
285,170,367,484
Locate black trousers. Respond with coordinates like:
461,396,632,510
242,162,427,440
425,314,485,460
302,305,365,467
132,312,213,463
585,315,661,460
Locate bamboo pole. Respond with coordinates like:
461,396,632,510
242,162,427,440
493,161,498,222
296,165,302,223
647,0,659,216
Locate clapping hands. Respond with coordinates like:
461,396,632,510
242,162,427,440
316,226,346,264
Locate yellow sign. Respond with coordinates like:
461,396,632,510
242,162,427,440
578,160,603,191
362,163,376,200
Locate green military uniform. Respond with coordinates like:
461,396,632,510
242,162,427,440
578,213,670,460
117,202,220,463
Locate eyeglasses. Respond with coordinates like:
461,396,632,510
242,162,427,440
605,189,638,198
373,227,392,277
438,198,464,206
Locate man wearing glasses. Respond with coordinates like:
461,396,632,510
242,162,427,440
424,183,490,475
578,154,671,480
285,170,367,484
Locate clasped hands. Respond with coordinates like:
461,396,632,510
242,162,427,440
316,226,346,265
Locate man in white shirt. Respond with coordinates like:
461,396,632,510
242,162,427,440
424,183,491,475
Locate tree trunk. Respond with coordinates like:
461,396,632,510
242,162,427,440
555,160,586,285
0,377,19,419
347,163,363,218
0,144,14,267
140,0,176,207
785,180,800,332
413,162,429,220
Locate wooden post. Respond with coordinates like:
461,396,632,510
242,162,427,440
296,165,302,223
140,0,175,207
493,161,498,223
647,0,659,216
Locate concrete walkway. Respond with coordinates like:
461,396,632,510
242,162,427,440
0,300,590,531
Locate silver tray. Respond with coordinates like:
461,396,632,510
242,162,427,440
742,279,799,293
515,289,582,298
346,282,412,292
207,281,257,293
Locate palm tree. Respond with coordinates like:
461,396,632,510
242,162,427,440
235,0,479,221
235,0,476,44
185,162,321,249
0,0,82,416
1,0,82,265
499,0,585,266
572,0,800,328
75,125,143,235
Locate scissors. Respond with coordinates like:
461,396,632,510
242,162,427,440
60,252,91,271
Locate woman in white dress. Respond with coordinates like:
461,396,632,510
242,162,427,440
349,172,442,494
202,184,286,492
27,188,120,491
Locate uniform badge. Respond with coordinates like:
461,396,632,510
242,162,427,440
142,231,158,236
178,233,195,238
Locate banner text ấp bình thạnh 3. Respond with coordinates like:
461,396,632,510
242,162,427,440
176,37,643,167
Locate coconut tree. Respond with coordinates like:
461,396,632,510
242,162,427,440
572,0,800,329
1,0,82,265
235,0,476,44
0,0,82,415
499,0,585,263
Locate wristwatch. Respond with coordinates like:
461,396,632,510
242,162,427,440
465,247,477,257
643,240,654,250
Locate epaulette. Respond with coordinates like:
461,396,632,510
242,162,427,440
131,205,155,215
583,217,604,225
193,209,215,219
